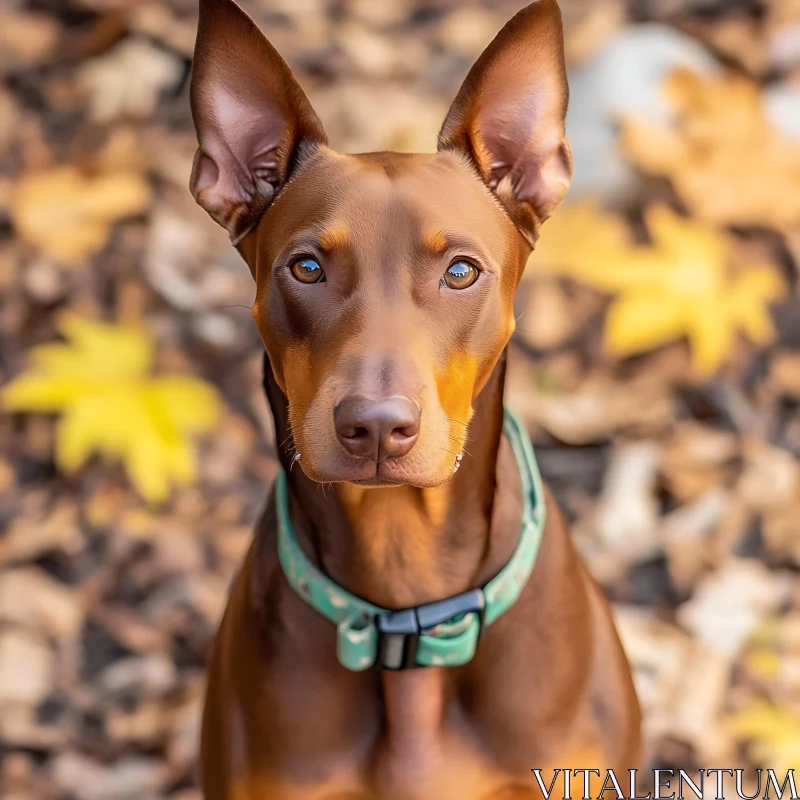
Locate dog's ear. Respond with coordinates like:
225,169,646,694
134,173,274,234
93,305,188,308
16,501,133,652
438,0,572,247
190,0,327,243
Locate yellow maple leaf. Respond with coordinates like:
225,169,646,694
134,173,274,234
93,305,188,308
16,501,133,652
620,68,800,229
3,315,219,504
526,198,631,276
12,165,151,262
728,700,800,774
527,203,784,373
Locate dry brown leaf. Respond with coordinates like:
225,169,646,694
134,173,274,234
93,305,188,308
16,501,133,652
144,201,248,312
78,38,184,124
336,21,426,79
0,704,72,750
52,752,167,800
128,4,199,57
0,88,19,153
436,7,502,56
767,0,800,68
685,16,769,75
0,629,54,706
612,607,730,757
564,0,625,64
513,372,675,445
677,559,793,658
763,501,800,566
514,278,581,350
770,351,800,398
0,498,84,567
661,489,728,591
621,68,800,229
0,568,84,640
0,10,59,71
737,438,800,514
673,645,735,763
660,421,739,502
12,166,151,262
594,442,662,567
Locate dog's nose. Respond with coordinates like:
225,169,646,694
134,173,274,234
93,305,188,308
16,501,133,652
334,396,420,461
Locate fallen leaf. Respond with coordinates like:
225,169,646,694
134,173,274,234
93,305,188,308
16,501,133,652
0,629,54,705
737,438,800,514
0,497,84,567
529,203,785,373
603,210,784,372
144,202,249,312
12,166,151,262
0,568,84,640
312,82,446,153
0,704,72,751
0,87,19,153
52,752,167,800
2,314,219,504
770,351,800,398
621,68,800,228
670,644,733,762
594,442,662,566
0,10,59,72
564,0,625,64
728,701,800,774
77,38,184,124
684,16,769,76
612,607,723,750
100,654,177,698
660,421,739,502
526,198,629,282
767,0,800,69
677,559,793,658
166,693,203,774
762,501,800,567
661,488,728,591
436,7,502,57
514,278,582,350
564,24,718,196
510,371,675,445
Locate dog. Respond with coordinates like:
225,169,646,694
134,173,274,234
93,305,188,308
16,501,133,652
189,0,642,797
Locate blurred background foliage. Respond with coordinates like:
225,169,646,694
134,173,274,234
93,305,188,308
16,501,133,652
0,0,799,797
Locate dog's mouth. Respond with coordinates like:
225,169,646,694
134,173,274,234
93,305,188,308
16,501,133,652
292,446,459,489
329,453,460,489
350,474,403,488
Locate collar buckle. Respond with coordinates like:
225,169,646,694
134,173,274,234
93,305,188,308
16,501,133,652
376,608,419,670
376,588,486,670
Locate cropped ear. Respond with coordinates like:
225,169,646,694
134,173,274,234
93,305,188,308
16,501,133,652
438,0,572,247
190,0,327,244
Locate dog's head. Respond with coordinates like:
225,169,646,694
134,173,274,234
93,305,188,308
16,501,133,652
190,0,571,487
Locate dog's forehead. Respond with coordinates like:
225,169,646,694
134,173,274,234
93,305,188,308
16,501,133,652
268,148,518,254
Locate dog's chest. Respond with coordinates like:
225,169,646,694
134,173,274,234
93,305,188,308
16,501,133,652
370,669,503,798
242,666,554,800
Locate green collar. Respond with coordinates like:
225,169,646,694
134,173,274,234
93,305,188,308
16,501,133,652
276,407,546,671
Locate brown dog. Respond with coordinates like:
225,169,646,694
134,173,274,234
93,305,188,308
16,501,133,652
189,0,642,797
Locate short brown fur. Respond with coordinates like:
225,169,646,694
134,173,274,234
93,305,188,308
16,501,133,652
189,1,642,797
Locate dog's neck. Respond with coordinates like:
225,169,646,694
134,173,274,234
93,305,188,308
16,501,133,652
263,352,523,609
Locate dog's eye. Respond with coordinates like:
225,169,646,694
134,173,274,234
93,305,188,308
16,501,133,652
441,261,478,290
290,257,326,284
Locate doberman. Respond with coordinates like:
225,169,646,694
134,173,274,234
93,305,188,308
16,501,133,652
189,0,642,797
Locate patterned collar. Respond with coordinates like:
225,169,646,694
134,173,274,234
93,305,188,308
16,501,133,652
275,408,546,671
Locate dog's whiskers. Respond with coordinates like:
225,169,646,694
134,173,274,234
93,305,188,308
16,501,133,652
448,435,472,457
